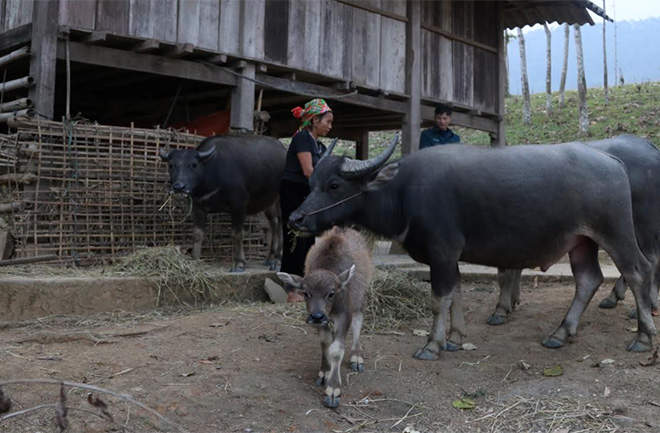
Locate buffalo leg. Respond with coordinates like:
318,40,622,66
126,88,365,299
602,239,656,352
263,200,282,271
414,263,460,360
349,311,365,372
598,276,627,309
448,283,466,348
543,239,602,349
488,268,523,325
230,212,247,273
316,328,332,387
191,206,207,260
322,322,347,408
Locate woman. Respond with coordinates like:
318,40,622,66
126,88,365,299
280,98,334,298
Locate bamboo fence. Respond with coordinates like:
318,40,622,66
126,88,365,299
1,117,270,263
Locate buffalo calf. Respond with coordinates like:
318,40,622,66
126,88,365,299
277,227,373,408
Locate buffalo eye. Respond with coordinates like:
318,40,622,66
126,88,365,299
303,291,310,299
191,162,198,169
327,291,335,300
329,181,339,190
168,163,173,169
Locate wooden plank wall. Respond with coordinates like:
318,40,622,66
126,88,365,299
1,0,499,114
421,0,499,114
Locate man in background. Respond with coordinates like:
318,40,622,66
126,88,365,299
419,104,461,149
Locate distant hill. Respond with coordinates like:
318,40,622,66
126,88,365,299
507,17,660,95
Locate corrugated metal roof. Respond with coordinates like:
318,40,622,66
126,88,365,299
503,0,613,29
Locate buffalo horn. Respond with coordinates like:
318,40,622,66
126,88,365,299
317,137,339,167
197,146,216,160
159,148,172,161
340,133,399,178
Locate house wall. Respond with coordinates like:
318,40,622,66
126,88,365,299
0,0,501,116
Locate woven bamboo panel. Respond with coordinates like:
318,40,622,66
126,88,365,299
3,118,270,262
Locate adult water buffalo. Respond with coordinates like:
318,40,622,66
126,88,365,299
160,135,286,272
489,135,660,327
288,136,656,360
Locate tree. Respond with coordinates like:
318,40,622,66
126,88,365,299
543,22,552,115
602,0,609,103
503,30,511,97
517,27,531,125
574,24,589,134
558,23,570,108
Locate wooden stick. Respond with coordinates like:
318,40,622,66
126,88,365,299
0,46,30,69
0,254,58,266
0,98,32,113
0,76,34,93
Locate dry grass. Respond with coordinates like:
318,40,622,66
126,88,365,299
115,246,218,307
470,396,623,433
362,269,431,334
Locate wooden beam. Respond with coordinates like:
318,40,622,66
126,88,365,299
163,43,194,58
402,0,421,155
0,23,31,53
421,24,497,54
492,5,506,147
29,0,59,120
57,42,238,87
255,73,409,114
356,130,369,161
130,39,160,53
230,63,255,131
80,31,108,45
336,0,408,23
206,54,228,64
420,105,498,133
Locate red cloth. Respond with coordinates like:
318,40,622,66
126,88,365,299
173,109,230,137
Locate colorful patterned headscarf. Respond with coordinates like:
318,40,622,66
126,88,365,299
291,98,332,131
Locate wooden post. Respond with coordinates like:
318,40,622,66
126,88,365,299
491,4,506,147
402,0,421,155
230,63,255,132
355,130,369,160
29,0,59,120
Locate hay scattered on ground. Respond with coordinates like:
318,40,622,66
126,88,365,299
116,246,217,307
362,269,431,334
470,397,621,433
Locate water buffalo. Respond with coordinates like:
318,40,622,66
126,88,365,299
277,227,373,408
489,135,660,327
160,135,285,272
288,136,656,360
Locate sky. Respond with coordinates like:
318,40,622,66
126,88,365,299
596,0,660,21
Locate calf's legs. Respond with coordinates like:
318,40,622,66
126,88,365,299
263,201,282,271
487,268,522,325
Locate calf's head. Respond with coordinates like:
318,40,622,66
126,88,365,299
159,146,216,195
288,135,400,236
277,265,355,326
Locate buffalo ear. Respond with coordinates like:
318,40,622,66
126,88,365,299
366,162,399,192
159,148,172,161
276,272,303,290
337,264,355,291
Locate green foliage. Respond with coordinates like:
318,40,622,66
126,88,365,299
458,81,660,146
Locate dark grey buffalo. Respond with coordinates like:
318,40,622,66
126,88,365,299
490,135,660,328
288,136,656,360
160,135,286,272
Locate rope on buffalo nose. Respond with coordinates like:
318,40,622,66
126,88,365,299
303,192,363,216
159,193,193,225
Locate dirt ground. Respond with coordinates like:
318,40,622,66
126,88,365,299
1,276,660,433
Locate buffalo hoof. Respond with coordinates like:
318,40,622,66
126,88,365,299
626,337,653,352
324,395,340,408
598,298,618,309
413,347,439,361
486,313,508,326
541,336,565,349
349,362,365,373
315,376,326,387
229,265,246,274
629,308,638,319
444,341,460,352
